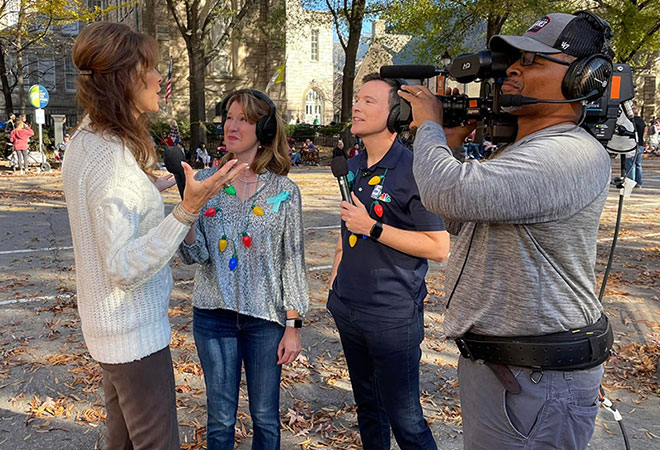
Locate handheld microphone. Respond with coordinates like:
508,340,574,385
163,145,186,199
500,90,599,107
380,65,440,80
330,156,354,205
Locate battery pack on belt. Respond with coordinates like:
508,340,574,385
455,315,613,371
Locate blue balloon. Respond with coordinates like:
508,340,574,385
229,257,238,271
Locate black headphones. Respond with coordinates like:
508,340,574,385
560,11,614,101
218,89,277,145
385,78,408,133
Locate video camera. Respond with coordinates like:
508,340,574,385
380,50,636,149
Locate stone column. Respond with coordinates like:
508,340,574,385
51,114,66,146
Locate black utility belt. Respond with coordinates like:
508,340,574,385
455,315,613,371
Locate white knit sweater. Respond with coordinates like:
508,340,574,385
62,123,190,364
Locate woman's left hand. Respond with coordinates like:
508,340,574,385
154,173,176,192
277,327,301,365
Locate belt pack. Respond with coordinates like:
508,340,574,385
455,315,613,371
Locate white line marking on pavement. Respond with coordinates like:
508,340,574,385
308,265,333,271
0,246,74,255
0,265,333,306
0,293,73,306
304,224,340,231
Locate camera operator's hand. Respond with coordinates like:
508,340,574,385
398,85,443,128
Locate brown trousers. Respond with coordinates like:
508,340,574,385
100,346,180,450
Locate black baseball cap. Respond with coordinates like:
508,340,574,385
489,13,609,58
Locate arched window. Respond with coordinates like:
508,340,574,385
305,89,322,124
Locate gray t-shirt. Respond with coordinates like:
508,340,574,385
413,122,611,338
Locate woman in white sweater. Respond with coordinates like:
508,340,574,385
62,22,247,450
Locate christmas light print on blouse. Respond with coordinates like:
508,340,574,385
218,236,228,252
204,189,291,272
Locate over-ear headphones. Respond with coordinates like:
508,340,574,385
386,78,408,133
561,11,613,101
218,89,277,145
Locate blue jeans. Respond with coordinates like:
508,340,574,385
193,308,285,450
625,146,643,186
328,292,437,450
465,143,481,159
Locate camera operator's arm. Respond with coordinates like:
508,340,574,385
399,87,611,224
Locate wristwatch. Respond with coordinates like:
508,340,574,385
286,318,303,328
369,221,383,240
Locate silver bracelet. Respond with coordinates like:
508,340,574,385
172,202,198,226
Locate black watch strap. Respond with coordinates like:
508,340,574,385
369,221,383,240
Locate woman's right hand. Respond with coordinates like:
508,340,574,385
181,160,248,214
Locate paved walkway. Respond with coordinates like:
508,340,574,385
0,156,658,449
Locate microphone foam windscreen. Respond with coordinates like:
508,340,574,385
331,156,349,178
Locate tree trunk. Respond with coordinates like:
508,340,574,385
142,0,157,36
0,42,14,116
486,13,508,42
16,50,24,111
340,0,366,146
188,40,207,151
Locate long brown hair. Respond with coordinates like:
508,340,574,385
73,22,159,176
221,91,290,176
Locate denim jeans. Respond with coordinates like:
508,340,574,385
328,292,437,450
625,146,643,186
193,308,285,450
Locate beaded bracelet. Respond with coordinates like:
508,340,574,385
172,202,198,226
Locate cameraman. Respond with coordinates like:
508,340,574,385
399,13,613,450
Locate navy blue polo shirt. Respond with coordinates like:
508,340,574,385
332,139,446,318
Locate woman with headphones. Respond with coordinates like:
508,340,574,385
179,89,309,450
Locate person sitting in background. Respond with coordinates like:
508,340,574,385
168,120,181,146
305,139,319,165
649,119,659,153
55,134,70,161
332,139,346,159
464,130,481,160
196,143,211,168
289,141,301,166
348,143,361,159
